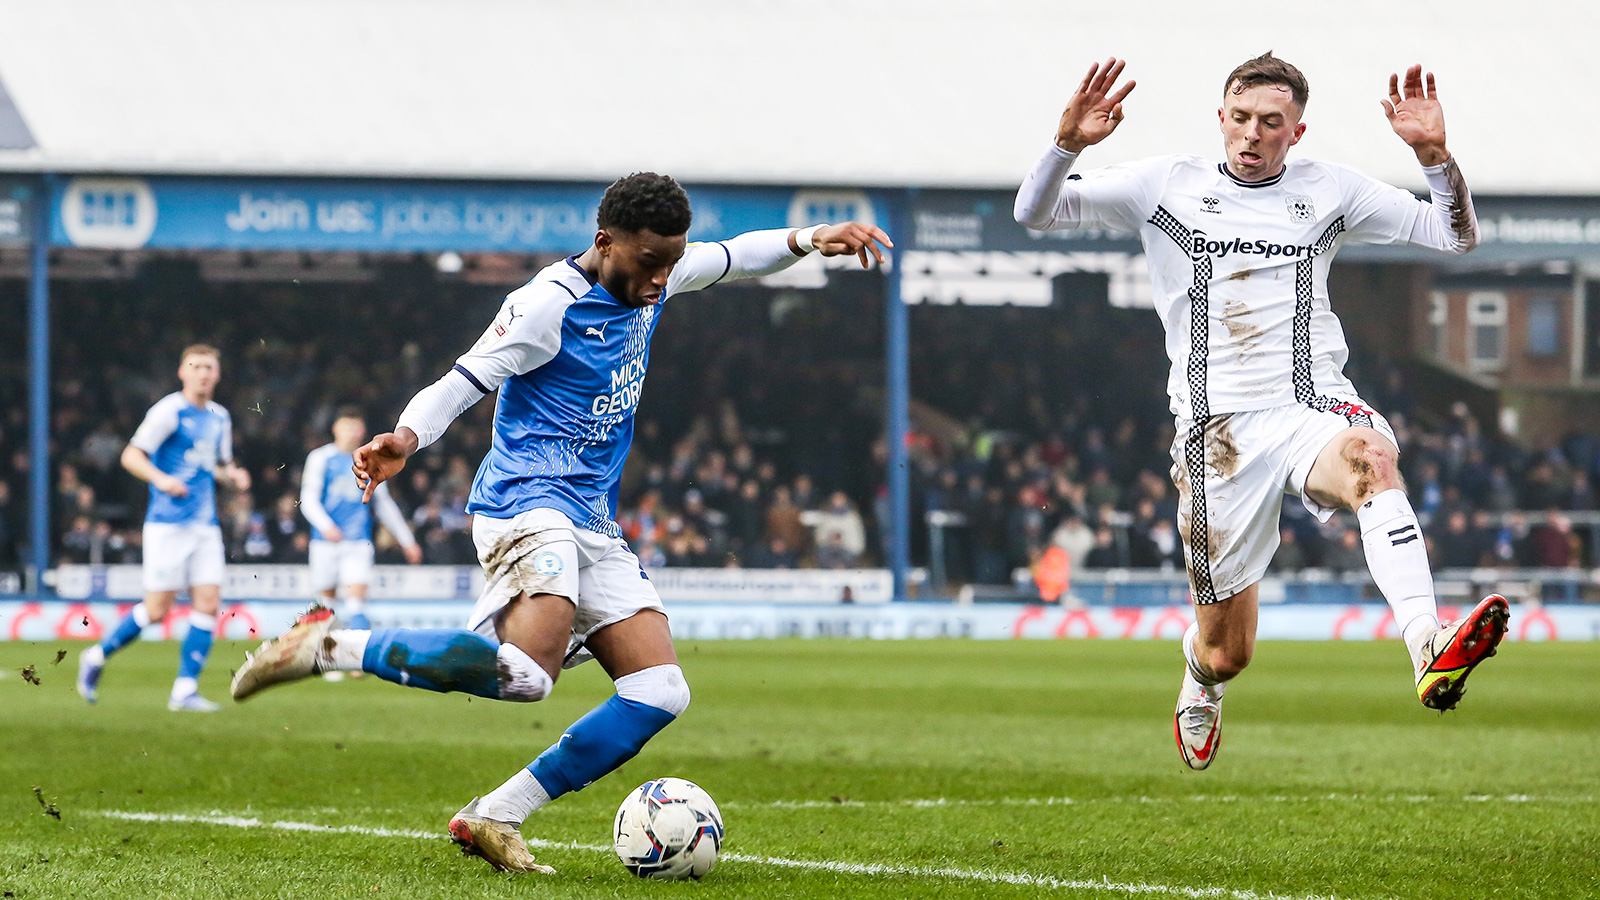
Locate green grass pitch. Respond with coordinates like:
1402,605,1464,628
1,636,1596,899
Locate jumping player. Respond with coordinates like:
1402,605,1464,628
231,173,891,871
78,344,251,711
1014,54,1507,769
301,407,422,637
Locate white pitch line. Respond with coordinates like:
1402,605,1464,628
95,810,1346,900
728,793,1595,810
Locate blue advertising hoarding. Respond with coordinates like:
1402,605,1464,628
49,175,884,253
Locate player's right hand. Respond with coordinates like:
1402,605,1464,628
1056,57,1136,153
323,525,344,543
353,429,418,504
154,474,189,498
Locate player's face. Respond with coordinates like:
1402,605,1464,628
595,228,688,308
178,353,220,398
332,416,366,450
1218,83,1306,182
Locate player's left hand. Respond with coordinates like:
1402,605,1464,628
1382,65,1449,166
403,544,423,564
229,466,252,491
812,223,893,268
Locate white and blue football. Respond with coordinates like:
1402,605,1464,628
613,777,724,880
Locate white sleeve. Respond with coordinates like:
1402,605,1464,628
451,285,568,394
1405,158,1479,254
372,482,417,548
666,229,802,297
395,285,568,451
1014,147,1168,234
298,449,339,536
128,397,179,454
394,369,489,452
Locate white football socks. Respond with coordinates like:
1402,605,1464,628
326,629,371,671
478,768,552,826
1181,623,1226,702
1357,489,1441,666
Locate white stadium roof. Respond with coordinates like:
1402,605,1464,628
0,0,1595,193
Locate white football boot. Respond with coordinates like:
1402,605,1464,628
1174,663,1225,770
448,798,556,874
230,605,339,701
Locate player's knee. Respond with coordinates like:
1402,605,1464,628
495,642,553,702
1343,434,1402,503
1205,644,1252,681
616,664,690,718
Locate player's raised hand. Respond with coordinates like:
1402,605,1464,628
812,222,894,268
1382,65,1449,166
353,429,418,504
1056,57,1136,153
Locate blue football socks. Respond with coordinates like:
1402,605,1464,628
361,628,502,699
527,694,679,799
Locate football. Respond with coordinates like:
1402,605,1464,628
613,777,725,880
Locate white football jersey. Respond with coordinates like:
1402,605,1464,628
1063,155,1430,419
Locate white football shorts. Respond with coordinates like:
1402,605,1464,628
466,507,665,668
142,522,226,593
308,538,376,592
1170,398,1396,605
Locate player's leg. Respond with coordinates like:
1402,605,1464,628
474,609,685,827
78,589,175,703
1303,423,1507,709
1170,413,1279,770
168,582,222,711
232,517,576,702
1176,583,1256,770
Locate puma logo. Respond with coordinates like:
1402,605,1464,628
585,322,608,340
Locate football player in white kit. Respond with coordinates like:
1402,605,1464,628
300,407,422,642
1015,54,1508,770
231,173,891,872
77,344,252,711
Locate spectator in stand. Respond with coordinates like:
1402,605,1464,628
749,536,799,569
1269,527,1306,573
763,485,808,557
807,491,866,569
269,493,308,562
1527,512,1578,568
1322,527,1366,573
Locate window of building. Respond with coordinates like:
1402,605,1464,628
1467,291,1506,371
1527,295,1561,357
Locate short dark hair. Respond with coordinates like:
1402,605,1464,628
597,172,692,236
334,405,364,422
180,343,220,363
1224,52,1308,108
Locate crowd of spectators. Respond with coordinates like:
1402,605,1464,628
3,263,1600,591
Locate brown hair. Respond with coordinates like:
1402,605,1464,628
1224,52,1308,108
180,343,221,363
334,405,365,422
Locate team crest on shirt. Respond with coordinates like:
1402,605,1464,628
1286,195,1316,222
533,551,564,576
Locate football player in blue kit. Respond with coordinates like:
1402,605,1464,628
79,344,251,711
232,173,891,872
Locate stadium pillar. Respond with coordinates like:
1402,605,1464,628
886,191,911,601
26,175,51,595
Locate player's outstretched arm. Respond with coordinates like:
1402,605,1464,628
669,222,893,296
1016,57,1136,231
1378,65,1478,254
